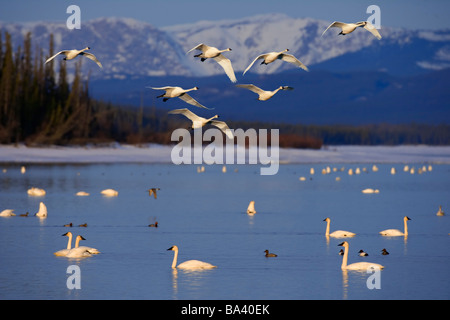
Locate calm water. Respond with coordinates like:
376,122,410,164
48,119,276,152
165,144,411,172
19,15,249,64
0,162,449,300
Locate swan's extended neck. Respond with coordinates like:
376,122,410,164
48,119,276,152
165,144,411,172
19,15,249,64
325,219,330,236
66,233,73,250
171,248,178,269
341,244,349,270
75,236,82,248
404,218,408,236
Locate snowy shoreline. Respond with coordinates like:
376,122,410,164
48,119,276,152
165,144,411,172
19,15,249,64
0,144,450,164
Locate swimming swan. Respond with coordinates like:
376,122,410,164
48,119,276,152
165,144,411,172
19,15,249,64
101,189,118,197
150,86,212,110
35,202,47,218
322,21,381,40
436,205,445,216
323,217,356,238
187,43,237,83
243,49,309,75
168,108,234,139
379,216,411,236
54,232,73,256
247,201,256,215
235,84,293,101
27,187,46,196
45,47,103,68
167,245,217,270
0,209,16,217
73,234,100,254
338,241,384,270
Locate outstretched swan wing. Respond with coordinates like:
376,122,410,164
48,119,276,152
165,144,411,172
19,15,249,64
210,120,234,139
168,108,202,123
236,84,265,95
243,54,266,75
179,93,213,110
186,43,209,54
322,21,345,36
213,54,237,83
79,52,103,68
280,54,309,71
363,21,382,40
45,51,67,64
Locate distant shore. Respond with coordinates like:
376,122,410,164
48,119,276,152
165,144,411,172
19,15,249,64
0,144,450,164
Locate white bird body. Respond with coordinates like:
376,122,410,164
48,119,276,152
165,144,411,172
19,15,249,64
436,206,445,216
380,216,411,236
168,108,234,139
324,217,356,238
0,209,16,217
187,43,237,83
362,188,379,194
27,187,46,196
150,86,211,110
236,84,293,101
338,241,384,271
45,47,103,68
243,49,308,75
322,21,381,40
35,202,47,218
54,232,99,257
247,201,256,215
101,189,118,197
167,245,216,270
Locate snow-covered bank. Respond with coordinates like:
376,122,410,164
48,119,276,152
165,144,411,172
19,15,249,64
0,144,450,164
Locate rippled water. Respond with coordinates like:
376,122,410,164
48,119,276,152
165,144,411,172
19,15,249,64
0,162,449,300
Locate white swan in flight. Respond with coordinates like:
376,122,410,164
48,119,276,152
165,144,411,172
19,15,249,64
247,201,256,215
167,245,217,270
168,108,234,139
323,217,356,238
243,49,309,75
0,209,16,217
187,43,237,83
35,202,47,218
380,216,411,236
338,241,384,271
45,47,103,68
236,84,293,101
322,21,381,40
149,86,212,110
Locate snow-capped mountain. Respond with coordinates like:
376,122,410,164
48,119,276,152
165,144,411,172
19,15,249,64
1,13,450,80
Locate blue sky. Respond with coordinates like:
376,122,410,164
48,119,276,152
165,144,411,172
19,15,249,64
1,0,449,30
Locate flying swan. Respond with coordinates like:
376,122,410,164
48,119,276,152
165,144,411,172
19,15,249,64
338,241,384,271
322,21,381,40
236,84,293,101
323,217,356,238
379,216,411,236
45,47,103,68
150,86,212,110
187,43,237,83
168,108,234,139
243,49,309,75
167,245,217,270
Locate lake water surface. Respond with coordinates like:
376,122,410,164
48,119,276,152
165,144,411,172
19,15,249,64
0,162,449,300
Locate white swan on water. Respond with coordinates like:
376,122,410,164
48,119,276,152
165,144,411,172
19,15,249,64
247,201,256,215
167,245,217,270
27,187,46,196
54,232,100,256
323,217,356,238
338,241,384,270
35,202,47,218
0,209,16,217
379,216,411,236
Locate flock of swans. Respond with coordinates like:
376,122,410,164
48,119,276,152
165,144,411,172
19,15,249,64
4,18,445,273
